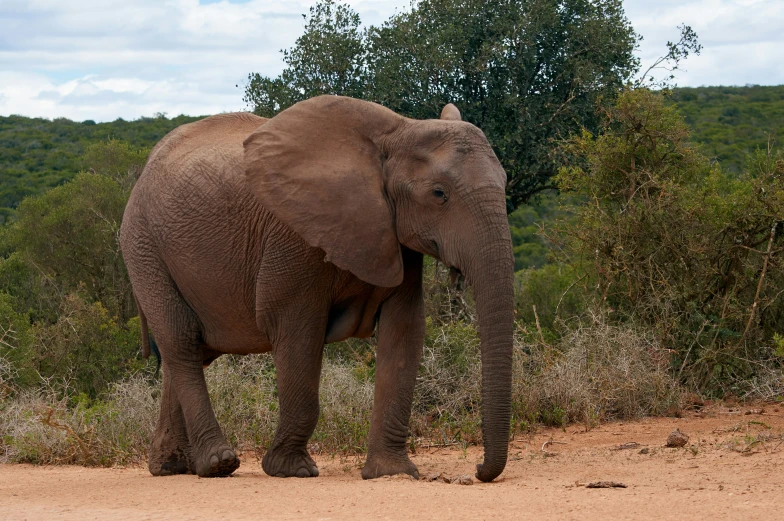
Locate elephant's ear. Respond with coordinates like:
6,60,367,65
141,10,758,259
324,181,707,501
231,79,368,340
440,103,462,121
243,95,405,288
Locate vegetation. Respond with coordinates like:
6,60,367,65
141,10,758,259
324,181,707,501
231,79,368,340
0,311,678,466
671,85,784,173
510,84,784,270
0,139,146,399
531,89,783,395
0,89,701,466
244,0,640,210
0,113,202,220
0,0,782,469
2,87,781,467
3,84,779,271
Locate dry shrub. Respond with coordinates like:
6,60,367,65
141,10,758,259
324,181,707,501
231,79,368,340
0,313,683,465
0,373,157,465
410,313,680,442
314,360,374,453
726,346,784,401
205,354,278,455
0,385,75,464
1,353,376,465
206,354,375,456
515,314,681,427
411,321,482,444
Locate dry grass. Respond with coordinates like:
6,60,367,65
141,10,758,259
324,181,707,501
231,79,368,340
0,374,156,465
0,313,687,466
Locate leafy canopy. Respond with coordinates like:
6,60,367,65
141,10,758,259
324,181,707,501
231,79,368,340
243,0,640,210
671,85,784,174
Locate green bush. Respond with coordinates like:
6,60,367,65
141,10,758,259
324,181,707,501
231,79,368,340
81,139,149,193
28,294,144,399
6,173,133,321
556,89,784,393
0,292,36,388
514,263,586,333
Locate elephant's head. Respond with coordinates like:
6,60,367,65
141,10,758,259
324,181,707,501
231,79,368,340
244,96,514,482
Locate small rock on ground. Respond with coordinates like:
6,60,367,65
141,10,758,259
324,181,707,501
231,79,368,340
666,428,690,448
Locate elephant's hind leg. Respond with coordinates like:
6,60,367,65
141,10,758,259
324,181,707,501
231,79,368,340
128,257,239,477
158,329,239,478
148,369,192,476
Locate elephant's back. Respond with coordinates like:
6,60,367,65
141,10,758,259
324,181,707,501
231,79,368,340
144,112,267,178
133,112,268,214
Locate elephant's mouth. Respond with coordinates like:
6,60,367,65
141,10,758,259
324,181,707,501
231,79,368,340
448,266,465,286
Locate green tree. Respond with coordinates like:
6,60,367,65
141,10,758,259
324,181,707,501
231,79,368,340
244,0,640,210
82,139,150,193
243,0,367,117
6,173,133,322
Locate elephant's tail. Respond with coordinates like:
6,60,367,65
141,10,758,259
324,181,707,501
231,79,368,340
135,295,161,375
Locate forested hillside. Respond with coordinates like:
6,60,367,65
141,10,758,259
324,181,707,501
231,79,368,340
0,114,203,220
671,85,784,173
1,85,782,265
513,84,784,270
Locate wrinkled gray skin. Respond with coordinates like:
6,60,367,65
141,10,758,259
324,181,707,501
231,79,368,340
120,96,513,482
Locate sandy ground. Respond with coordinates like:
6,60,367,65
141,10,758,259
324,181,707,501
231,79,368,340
2,403,784,521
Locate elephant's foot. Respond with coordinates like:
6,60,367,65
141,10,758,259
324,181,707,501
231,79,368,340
361,453,419,480
193,444,240,477
149,448,193,476
148,432,194,476
262,447,319,478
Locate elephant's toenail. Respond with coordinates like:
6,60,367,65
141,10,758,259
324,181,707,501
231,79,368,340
210,455,219,467
222,450,234,461
296,468,310,478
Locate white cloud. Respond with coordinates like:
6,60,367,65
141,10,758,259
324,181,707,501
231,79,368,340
0,0,782,122
0,0,328,120
625,0,784,86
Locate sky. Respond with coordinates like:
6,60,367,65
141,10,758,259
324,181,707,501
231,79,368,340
1,0,782,122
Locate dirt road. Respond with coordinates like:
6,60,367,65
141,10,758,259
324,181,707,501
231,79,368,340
2,404,783,520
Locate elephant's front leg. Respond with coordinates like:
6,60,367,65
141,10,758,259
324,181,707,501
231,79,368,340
262,322,326,478
362,251,425,480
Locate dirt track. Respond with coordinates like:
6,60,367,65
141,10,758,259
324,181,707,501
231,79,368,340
2,403,783,520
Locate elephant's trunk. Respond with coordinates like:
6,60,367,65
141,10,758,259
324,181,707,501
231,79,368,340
463,190,515,483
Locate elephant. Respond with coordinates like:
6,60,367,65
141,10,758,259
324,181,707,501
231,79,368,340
119,95,514,482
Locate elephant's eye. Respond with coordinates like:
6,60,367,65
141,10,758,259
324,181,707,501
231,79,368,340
432,189,447,202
